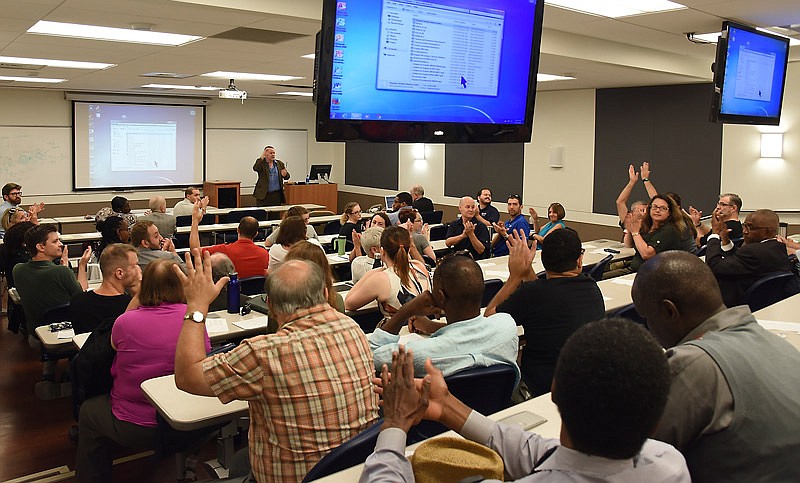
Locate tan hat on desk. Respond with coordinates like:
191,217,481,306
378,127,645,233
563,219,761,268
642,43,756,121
411,436,504,482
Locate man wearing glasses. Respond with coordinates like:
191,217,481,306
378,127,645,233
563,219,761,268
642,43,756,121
705,208,791,307
0,183,43,238
690,193,743,246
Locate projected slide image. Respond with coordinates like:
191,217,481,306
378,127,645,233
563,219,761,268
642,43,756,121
110,122,177,171
733,47,775,102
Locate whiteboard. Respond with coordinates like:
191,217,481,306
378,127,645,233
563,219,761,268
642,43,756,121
206,129,308,193
0,126,72,196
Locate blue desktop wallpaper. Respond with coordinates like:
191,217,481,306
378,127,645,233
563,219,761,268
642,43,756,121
720,26,789,119
329,0,538,124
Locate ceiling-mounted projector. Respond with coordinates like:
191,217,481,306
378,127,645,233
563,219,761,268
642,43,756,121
219,78,246,101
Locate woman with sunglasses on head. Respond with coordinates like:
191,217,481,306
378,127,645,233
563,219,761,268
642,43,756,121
605,194,685,278
345,226,431,318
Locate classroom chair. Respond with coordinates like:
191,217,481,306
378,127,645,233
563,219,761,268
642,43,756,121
174,213,216,248
421,210,443,225
482,279,504,308
609,303,647,327
428,224,448,241
219,209,268,243
301,419,384,482
743,271,798,312
582,254,614,281
239,276,267,296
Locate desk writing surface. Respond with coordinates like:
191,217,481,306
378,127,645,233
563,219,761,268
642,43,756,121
310,393,560,482
753,293,800,351
141,374,249,431
597,272,637,313
35,325,76,350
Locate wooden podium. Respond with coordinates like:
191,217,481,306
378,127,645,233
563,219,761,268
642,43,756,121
203,181,240,208
284,183,338,212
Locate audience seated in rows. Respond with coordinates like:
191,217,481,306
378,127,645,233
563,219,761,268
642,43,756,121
475,187,499,227
95,216,130,258
633,251,800,482
490,194,531,257
95,196,136,227
0,182,43,238
69,244,139,335
445,196,490,260
130,220,185,270
361,324,690,482
486,228,605,397
268,215,310,274
264,205,319,247
0,220,37,334
346,226,432,316
174,256,380,481
349,226,384,283
173,186,205,217
339,201,363,241
369,252,519,380
604,194,685,278
410,184,434,213
76,258,211,483
397,207,436,263
705,208,792,307
285,240,345,313
138,195,177,238
189,199,269,279
531,202,566,248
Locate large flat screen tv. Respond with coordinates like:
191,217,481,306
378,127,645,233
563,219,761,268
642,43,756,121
710,21,790,126
314,0,545,143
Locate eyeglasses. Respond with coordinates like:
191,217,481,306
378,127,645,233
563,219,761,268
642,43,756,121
8,191,22,196
436,249,473,266
742,223,770,231
650,205,669,212
716,201,733,207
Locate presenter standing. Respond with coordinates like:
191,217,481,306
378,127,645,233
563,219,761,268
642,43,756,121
252,145,290,206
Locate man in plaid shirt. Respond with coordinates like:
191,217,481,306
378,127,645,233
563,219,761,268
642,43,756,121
174,252,380,482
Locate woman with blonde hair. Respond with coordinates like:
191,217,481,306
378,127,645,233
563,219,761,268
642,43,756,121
338,201,363,241
285,240,345,313
345,226,431,319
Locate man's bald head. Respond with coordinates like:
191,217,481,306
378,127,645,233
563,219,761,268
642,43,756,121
743,209,779,244
632,251,725,348
265,259,326,319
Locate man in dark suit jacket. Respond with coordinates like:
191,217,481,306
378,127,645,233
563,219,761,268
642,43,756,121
705,208,790,307
253,145,290,206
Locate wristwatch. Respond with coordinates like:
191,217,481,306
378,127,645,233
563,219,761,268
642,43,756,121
184,311,206,324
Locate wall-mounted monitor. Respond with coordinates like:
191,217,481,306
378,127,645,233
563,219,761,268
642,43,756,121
314,0,545,143
710,21,790,126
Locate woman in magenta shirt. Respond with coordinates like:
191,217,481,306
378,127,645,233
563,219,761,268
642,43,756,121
76,258,211,482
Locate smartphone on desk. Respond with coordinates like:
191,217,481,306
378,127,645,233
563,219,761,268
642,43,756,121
604,248,621,254
498,411,547,431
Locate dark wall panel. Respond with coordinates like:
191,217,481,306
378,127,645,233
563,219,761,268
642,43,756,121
344,143,398,190
593,83,723,216
445,144,524,201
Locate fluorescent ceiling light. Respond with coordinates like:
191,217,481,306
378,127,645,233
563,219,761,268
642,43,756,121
0,75,66,83
546,0,686,18
27,20,202,46
203,71,303,82
0,55,114,69
142,84,220,91
537,73,576,82
693,29,799,46
277,91,313,97
301,53,315,60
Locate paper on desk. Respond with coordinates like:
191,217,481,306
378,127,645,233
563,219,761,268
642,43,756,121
581,244,597,249
204,318,229,334
477,260,495,267
758,319,800,333
589,249,611,255
612,278,635,286
57,329,75,339
233,316,269,330
484,270,509,277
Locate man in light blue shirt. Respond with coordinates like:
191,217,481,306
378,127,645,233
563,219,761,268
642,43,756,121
491,193,531,257
368,253,519,382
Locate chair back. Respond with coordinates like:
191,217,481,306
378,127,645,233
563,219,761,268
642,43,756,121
582,254,614,282
421,210,443,225
696,244,708,257
429,224,448,241
609,302,646,326
482,279,503,308
302,419,384,482
407,364,517,444
743,271,797,312
324,220,342,236
239,276,267,296
176,214,215,227
224,209,267,223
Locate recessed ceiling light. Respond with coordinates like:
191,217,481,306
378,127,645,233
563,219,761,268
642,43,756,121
538,73,577,82
546,0,686,18
301,53,315,60
0,55,114,69
202,71,304,82
27,20,202,46
276,91,313,97
0,75,66,83
142,84,220,91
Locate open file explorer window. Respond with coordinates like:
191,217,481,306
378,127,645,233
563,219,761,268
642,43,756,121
376,0,504,97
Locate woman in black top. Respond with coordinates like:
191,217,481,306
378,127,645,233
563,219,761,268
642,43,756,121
339,202,363,241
